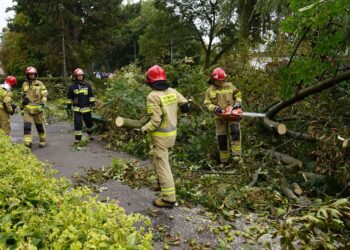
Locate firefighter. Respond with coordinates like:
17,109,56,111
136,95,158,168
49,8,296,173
204,67,242,167
141,65,189,208
21,67,48,148
0,76,17,135
66,68,95,144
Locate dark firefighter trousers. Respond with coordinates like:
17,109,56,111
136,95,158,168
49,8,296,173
74,111,93,141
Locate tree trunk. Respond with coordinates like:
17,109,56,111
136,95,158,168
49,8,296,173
60,1,67,86
266,70,350,119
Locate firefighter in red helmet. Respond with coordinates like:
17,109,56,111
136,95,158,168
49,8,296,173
141,65,189,208
0,76,17,135
21,66,48,148
66,68,96,145
204,67,242,168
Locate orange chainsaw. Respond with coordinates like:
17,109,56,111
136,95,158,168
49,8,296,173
218,105,265,121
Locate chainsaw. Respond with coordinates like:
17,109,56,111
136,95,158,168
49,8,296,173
218,105,265,121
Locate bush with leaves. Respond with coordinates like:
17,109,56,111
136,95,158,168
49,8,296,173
101,61,219,163
278,198,350,249
0,132,152,249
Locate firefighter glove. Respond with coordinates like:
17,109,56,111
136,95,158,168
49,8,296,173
233,102,241,109
22,97,30,106
38,103,46,113
141,126,147,134
214,107,223,114
10,103,17,115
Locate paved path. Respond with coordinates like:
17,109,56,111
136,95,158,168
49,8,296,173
10,114,278,249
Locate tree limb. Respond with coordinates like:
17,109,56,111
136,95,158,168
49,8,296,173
267,70,350,119
248,167,261,187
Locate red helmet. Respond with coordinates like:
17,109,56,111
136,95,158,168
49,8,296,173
211,67,226,81
73,68,84,76
5,76,17,87
146,65,166,84
25,66,37,75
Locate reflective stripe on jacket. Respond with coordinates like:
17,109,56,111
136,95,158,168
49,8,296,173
144,87,187,138
67,81,95,110
21,80,48,113
0,87,13,113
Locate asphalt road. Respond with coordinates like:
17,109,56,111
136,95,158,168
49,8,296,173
10,114,278,249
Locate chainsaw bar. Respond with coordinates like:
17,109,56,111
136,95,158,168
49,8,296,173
242,112,266,118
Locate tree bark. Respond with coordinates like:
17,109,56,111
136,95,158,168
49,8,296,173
115,117,146,129
291,182,303,195
285,129,315,141
59,1,67,86
270,150,303,169
263,117,287,135
280,184,299,201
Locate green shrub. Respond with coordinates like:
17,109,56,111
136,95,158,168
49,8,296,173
0,132,152,249
279,198,350,249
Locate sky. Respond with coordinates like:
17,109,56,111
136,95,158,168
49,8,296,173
0,0,15,33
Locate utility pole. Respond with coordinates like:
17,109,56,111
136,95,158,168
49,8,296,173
60,1,67,85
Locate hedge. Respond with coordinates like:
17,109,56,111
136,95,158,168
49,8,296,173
0,132,153,249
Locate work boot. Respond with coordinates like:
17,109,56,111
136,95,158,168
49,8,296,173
70,140,80,146
217,162,230,170
232,156,241,163
152,198,175,209
24,143,32,149
39,141,46,148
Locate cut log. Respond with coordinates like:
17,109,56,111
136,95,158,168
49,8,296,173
301,171,325,184
269,150,303,169
263,117,287,135
291,183,303,196
286,129,315,141
115,116,145,129
283,161,302,171
280,184,299,201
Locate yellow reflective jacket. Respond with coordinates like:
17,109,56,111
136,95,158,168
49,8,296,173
143,87,187,146
21,80,48,114
204,82,242,113
0,87,14,114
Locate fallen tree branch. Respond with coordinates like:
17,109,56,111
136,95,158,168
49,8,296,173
193,170,239,175
285,129,315,141
273,124,310,151
280,184,300,202
269,150,303,169
301,171,325,184
248,168,261,187
266,70,350,119
282,161,302,171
